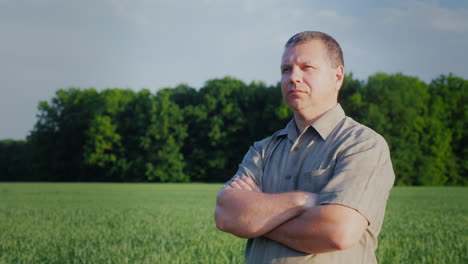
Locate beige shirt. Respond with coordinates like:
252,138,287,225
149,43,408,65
225,104,395,264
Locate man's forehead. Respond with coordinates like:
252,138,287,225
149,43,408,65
281,40,331,66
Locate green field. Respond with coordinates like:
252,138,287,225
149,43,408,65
0,184,466,264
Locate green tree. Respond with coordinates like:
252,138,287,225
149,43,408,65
111,89,188,182
0,139,31,181
427,74,467,185
167,78,292,182
190,77,248,182
83,89,135,181
339,72,366,120
28,88,102,181
143,89,188,182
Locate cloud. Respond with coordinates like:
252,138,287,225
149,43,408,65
313,10,360,27
430,8,468,33
376,0,468,33
106,0,164,26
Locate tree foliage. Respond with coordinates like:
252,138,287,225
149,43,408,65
1,73,466,185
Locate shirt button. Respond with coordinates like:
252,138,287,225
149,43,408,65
285,175,292,180
294,147,299,152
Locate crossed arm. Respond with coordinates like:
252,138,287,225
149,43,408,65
214,176,368,254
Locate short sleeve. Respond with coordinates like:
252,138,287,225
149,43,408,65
317,133,395,227
223,140,266,190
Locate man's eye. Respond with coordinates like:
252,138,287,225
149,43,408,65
281,67,291,73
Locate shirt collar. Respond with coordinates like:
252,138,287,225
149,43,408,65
282,119,299,142
310,103,346,140
276,104,346,142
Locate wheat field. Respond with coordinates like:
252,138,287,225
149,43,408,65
0,183,466,263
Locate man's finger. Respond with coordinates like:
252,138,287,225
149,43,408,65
230,181,242,190
234,178,253,191
242,176,261,192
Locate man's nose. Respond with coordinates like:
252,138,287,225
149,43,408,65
289,68,302,84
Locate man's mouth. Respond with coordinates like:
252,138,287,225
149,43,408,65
288,90,306,95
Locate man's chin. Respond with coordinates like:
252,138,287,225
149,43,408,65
287,103,306,113
286,99,307,111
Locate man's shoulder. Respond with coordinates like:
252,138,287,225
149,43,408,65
332,116,393,171
253,127,287,152
337,116,389,147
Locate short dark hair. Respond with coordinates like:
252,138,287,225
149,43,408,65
285,31,344,68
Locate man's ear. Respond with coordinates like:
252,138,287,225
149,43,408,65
335,65,345,91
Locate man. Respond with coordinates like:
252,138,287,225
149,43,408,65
215,31,395,263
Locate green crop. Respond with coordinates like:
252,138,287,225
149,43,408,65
0,184,466,263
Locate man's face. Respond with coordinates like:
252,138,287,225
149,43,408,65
280,40,343,114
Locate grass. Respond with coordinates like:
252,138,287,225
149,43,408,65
377,187,467,264
0,183,466,264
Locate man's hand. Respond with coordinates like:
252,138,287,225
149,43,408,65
230,176,262,192
215,177,314,238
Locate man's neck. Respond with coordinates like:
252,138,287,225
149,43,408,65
293,103,338,134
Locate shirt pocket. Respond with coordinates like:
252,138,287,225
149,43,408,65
298,167,334,193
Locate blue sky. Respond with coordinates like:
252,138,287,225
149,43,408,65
1,0,467,139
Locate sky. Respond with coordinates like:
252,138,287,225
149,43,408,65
1,0,467,140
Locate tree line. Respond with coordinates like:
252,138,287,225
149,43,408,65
0,73,466,185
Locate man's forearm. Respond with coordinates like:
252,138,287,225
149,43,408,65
215,188,314,238
265,204,368,254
